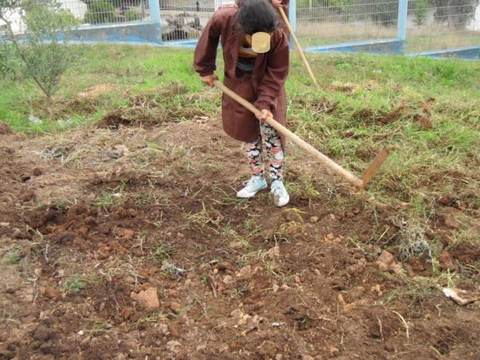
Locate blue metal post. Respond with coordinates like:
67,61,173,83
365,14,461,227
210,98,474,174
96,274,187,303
148,0,161,24
148,0,161,41
397,0,408,40
289,0,296,48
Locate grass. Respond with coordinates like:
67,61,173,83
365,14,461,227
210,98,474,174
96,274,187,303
93,183,128,211
2,245,23,265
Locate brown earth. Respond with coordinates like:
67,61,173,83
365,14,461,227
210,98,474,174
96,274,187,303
1,96,480,359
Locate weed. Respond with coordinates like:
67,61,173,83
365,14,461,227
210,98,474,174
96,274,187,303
186,202,222,229
231,281,249,298
153,244,171,261
135,312,167,327
381,291,397,306
391,216,433,263
63,278,86,294
397,275,451,308
94,183,128,211
217,222,252,250
211,186,242,207
437,270,456,289
82,319,112,333
4,247,23,265
94,193,116,211
160,260,186,277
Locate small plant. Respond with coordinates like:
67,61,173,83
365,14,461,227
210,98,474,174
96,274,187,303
94,193,116,210
94,183,128,210
380,291,397,306
64,278,86,294
154,244,170,261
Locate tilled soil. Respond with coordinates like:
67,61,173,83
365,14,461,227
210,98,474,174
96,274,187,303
1,115,479,359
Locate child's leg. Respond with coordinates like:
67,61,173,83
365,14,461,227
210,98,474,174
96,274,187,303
260,123,284,181
237,135,268,199
246,134,265,178
260,122,289,206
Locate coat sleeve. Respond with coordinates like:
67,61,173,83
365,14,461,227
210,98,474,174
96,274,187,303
254,30,289,111
193,12,223,77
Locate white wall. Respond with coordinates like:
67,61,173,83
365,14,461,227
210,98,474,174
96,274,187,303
0,8,25,34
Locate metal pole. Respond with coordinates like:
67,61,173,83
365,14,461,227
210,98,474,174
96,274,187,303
397,0,408,41
148,0,161,24
289,0,297,48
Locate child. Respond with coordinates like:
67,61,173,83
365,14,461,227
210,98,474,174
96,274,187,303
193,0,290,207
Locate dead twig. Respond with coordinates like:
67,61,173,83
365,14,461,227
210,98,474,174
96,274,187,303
376,316,384,342
392,310,409,339
204,275,217,298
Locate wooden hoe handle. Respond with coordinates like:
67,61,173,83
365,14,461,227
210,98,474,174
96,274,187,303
214,80,366,189
278,7,319,88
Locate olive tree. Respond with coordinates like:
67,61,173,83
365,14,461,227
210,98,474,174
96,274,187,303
0,0,81,117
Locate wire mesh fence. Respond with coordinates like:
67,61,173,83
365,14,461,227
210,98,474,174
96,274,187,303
405,0,480,53
297,0,400,46
296,0,480,54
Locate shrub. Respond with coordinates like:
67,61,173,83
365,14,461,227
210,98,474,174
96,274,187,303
125,9,141,21
85,1,116,24
413,0,429,27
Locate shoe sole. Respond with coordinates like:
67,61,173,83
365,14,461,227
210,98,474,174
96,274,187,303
237,184,268,198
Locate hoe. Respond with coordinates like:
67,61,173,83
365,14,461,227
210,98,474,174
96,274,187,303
214,80,389,191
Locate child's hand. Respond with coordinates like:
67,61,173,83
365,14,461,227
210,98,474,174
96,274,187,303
256,109,273,122
200,73,219,87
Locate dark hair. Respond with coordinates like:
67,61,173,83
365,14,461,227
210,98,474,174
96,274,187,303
237,0,278,35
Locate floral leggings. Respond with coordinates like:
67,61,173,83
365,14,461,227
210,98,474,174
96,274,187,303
246,122,284,181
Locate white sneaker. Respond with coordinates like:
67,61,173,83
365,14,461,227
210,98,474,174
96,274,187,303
270,180,290,207
237,176,268,198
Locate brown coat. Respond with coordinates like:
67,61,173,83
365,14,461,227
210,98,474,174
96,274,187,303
193,5,289,143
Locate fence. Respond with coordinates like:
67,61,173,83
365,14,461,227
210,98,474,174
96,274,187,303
296,0,480,59
1,0,479,59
